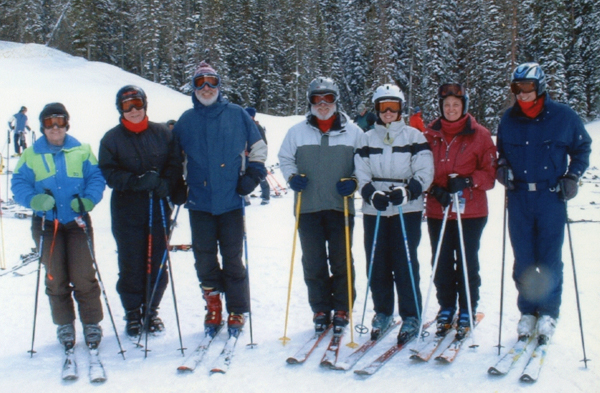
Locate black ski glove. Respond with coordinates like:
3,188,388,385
496,159,514,190
371,191,390,211
154,179,170,199
406,178,423,200
559,173,579,201
389,186,408,206
289,174,308,192
447,176,472,194
429,186,452,208
336,178,358,197
130,171,161,192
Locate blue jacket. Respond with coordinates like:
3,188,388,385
497,95,591,187
11,134,106,223
173,93,267,215
10,112,29,133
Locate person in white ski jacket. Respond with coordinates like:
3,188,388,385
354,84,433,344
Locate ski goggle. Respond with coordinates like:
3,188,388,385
120,97,145,112
42,115,68,129
438,83,467,98
510,81,537,95
193,74,221,90
309,93,337,105
375,100,401,113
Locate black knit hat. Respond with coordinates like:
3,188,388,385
39,102,70,133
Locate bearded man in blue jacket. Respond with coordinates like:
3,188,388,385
173,61,267,332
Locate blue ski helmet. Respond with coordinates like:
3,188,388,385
512,62,546,96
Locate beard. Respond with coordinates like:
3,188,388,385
310,104,337,120
195,90,219,106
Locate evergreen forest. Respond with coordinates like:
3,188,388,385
1,0,599,131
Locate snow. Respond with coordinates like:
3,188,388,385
0,41,598,392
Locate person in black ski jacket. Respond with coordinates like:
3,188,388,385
98,85,183,338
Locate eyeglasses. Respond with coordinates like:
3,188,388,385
120,97,145,112
42,115,68,129
193,74,221,90
438,83,467,98
375,100,401,113
510,81,537,95
309,93,337,105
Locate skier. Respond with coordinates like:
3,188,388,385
11,103,106,351
423,82,496,338
354,84,434,343
8,106,31,156
496,63,591,343
354,103,377,132
98,85,184,338
278,77,362,333
172,61,267,332
409,106,425,132
245,107,270,205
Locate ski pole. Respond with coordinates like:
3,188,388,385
279,190,302,345
74,199,126,359
565,201,590,368
496,189,508,355
453,191,477,346
398,205,421,324
355,210,381,335
6,130,10,201
139,191,154,352
0,180,5,270
343,195,358,348
416,205,450,343
241,201,257,347
160,201,185,356
28,212,46,357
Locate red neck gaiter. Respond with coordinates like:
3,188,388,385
518,95,545,119
121,116,149,133
316,115,336,133
440,115,468,142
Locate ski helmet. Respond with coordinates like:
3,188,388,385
39,102,70,134
437,82,469,116
511,62,546,96
372,84,405,105
306,77,339,104
116,85,147,115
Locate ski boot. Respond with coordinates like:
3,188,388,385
517,314,537,340
125,308,142,339
202,287,223,328
371,313,393,341
313,311,331,334
57,323,76,350
536,315,556,345
332,310,349,336
435,308,456,337
397,317,420,344
83,323,103,349
147,308,165,334
456,310,475,339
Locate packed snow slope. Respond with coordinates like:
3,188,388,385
0,41,598,393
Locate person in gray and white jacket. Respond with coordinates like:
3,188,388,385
355,84,433,344
278,77,362,334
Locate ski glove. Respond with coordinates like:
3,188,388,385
429,186,452,208
406,178,423,200
30,194,55,212
447,176,472,194
171,176,188,205
70,197,94,213
371,191,390,211
131,171,161,192
154,179,170,199
336,178,358,197
496,159,514,190
288,174,308,192
559,173,579,201
236,165,265,196
389,186,409,206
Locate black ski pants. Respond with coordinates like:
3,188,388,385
427,216,487,314
363,212,422,320
189,209,249,314
297,210,356,314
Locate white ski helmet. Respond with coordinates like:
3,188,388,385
372,84,405,104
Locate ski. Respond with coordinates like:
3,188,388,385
435,312,485,363
354,320,434,376
520,338,549,383
210,327,242,374
286,325,332,365
0,252,39,277
168,244,192,252
488,334,537,375
62,347,78,381
319,328,345,368
410,318,458,362
88,347,106,383
177,324,224,372
331,321,401,371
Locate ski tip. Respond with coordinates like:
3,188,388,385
210,369,225,375
177,366,193,372
520,374,535,383
286,357,300,365
487,367,502,375
353,369,372,376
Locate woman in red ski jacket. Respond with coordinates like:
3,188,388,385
422,83,496,338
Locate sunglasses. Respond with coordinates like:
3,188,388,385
376,100,401,113
309,93,337,105
120,97,145,112
42,115,68,129
438,83,467,98
193,74,221,90
510,81,537,95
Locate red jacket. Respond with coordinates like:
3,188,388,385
409,112,425,131
423,114,497,220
